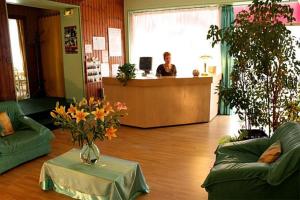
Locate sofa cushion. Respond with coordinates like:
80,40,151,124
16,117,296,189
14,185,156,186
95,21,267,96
258,140,281,164
0,101,24,129
0,112,14,136
0,128,50,155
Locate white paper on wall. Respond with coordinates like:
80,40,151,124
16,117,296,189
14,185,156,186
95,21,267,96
108,28,122,57
100,63,110,77
93,36,105,50
84,44,93,54
102,50,109,63
112,64,120,77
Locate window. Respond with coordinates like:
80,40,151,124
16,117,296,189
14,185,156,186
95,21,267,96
8,18,30,100
287,25,300,61
129,7,221,76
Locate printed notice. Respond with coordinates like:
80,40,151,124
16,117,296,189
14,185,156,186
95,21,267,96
93,36,105,50
108,28,122,57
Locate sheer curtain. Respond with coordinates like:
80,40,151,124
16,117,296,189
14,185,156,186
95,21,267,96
129,7,221,76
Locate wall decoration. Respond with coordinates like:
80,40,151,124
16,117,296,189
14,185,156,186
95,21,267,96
64,26,78,54
100,63,110,77
93,36,105,50
85,44,93,54
108,28,122,56
112,64,120,77
102,50,109,63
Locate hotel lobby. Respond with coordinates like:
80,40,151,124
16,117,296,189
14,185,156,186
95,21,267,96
0,0,300,199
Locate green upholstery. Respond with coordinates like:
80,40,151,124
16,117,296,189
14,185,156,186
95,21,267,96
0,101,54,174
202,122,300,200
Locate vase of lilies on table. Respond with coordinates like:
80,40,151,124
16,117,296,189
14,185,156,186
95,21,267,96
50,97,128,165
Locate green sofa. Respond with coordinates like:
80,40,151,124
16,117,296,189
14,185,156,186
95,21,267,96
0,101,54,174
202,122,300,200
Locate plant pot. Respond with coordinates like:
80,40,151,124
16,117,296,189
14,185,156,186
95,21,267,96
80,143,100,165
238,129,268,140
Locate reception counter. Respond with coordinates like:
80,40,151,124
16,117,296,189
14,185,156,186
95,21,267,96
103,75,221,128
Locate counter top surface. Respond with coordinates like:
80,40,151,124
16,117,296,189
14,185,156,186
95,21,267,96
103,74,221,87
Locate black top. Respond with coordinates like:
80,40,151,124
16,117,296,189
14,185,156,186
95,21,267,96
156,64,177,76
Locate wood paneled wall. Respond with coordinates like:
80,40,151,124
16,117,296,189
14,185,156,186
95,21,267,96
53,0,126,98
0,0,125,100
0,0,15,101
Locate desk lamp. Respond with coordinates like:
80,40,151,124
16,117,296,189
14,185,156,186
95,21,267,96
200,55,212,76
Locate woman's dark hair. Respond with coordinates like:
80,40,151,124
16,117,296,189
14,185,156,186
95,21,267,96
163,52,171,59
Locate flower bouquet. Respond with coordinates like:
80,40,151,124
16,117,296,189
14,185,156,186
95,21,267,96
50,97,127,164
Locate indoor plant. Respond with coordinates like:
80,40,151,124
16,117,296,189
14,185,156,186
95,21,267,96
208,0,300,137
116,63,136,86
50,97,127,164
285,94,300,123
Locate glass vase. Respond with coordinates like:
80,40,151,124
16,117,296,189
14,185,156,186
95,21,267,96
80,142,100,165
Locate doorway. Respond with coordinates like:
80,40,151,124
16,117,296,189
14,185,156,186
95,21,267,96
8,18,30,100
6,0,85,100
8,5,65,99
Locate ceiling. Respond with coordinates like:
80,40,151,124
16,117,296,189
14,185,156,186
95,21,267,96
5,0,79,10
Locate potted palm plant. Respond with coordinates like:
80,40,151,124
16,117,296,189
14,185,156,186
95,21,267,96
208,0,300,138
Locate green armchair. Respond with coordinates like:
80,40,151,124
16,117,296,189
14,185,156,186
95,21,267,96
202,122,300,200
0,101,54,174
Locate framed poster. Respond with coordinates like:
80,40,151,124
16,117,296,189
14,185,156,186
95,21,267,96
108,28,122,57
64,26,78,54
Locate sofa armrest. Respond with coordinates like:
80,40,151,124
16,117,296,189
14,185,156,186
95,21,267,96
202,162,270,188
268,147,300,185
217,137,270,156
18,116,54,140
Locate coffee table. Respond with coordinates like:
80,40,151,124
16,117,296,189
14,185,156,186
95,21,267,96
39,149,149,199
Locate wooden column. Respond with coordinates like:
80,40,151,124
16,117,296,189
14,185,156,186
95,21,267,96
0,0,15,101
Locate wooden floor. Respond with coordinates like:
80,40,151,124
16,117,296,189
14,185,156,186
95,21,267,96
0,116,240,200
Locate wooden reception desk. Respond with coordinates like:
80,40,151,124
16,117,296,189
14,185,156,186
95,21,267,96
103,75,221,128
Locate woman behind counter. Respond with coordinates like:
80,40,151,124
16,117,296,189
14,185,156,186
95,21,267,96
156,52,177,76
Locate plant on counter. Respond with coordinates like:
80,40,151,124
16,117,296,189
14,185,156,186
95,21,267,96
50,97,127,164
116,63,136,86
208,0,300,137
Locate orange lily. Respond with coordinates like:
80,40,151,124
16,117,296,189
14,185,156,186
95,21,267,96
74,109,89,123
105,127,117,140
79,98,88,107
50,111,57,118
67,104,77,115
115,102,127,111
104,102,114,115
89,97,95,106
92,108,105,121
55,105,66,116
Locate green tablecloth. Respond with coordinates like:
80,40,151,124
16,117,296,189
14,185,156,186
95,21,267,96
39,149,149,200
